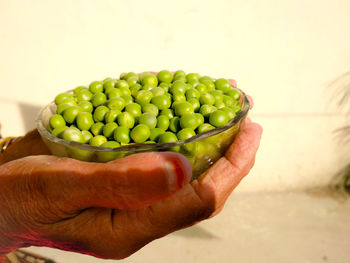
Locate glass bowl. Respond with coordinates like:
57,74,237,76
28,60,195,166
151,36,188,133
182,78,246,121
36,88,250,180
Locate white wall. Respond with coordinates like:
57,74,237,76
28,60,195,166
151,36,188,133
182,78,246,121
0,0,349,191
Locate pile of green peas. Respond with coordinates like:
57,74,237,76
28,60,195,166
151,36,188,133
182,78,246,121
49,70,242,149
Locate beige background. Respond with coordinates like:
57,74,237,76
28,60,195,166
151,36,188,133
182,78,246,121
1,1,350,262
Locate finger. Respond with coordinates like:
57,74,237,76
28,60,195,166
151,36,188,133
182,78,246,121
0,152,192,211
247,95,254,109
0,130,50,165
196,120,263,213
228,79,237,87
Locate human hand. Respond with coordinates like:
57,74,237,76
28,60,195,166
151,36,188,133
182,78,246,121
0,88,262,260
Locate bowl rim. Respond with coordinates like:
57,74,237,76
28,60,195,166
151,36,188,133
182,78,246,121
36,88,250,153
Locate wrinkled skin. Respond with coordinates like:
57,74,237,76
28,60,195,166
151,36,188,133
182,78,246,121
0,86,262,260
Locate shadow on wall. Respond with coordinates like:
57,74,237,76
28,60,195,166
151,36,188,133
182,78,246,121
329,71,350,194
18,102,43,132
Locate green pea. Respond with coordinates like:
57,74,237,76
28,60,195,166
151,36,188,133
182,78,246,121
220,107,236,120
115,80,129,89
105,109,119,122
209,110,229,128
177,128,196,141
197,123,216,133
130,124,151,143
172,92,186,102
180,114,199,129
173,75,186,82
74,86,88,95
113,126,130,144
90,122,104,136
151,87,165,96
185,88,201,100
200,79,215,91
156,115,170,130
103,77,113,83
170,81,187,94
76,112,94,130
69,124,80,131
122,95,133,105
142,83,155,91
232,102,242,113
91,92,107,107
124,72,138,80
93,105,110,122
215,78,231,93
157,70,173,84
199,93,215,106
51,125,68,138
141,74,158,87
62,127,84,143
63,106,81,124
81,130,93,143
127,76,138,87
101,140,121,148
199,104,217,118
49,114,66,129
138,113,157,129
210,90,224,102
107,88,123,99
169,116,181,132
55,93,75,105
103,79,116,90
117,112,135,128
106,97,125,111
226,89,241,100
174,101,194,116
135,90,153,106
89,81,104,93
130,84,142,97
186,73,200,85
57,102,76,114
151,95,171,110
78,101,93,113
187,98,200,112
75,90,92,102
222,95,235,107
119,86,131,96
159,82,170,92
138,72,152,82
195,113,205,126
142,103,159,116
89,135,107,146
215,100,226,109
149,128,165,142
119,72,128,79
160,108,174,119
195,83,208,94
103,122,118,139
171,100,182,110
159,131,178,143
174,70,186,78
125,103,142,118
199,76,213,83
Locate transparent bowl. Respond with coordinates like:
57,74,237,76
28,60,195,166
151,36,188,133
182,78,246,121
36,88,250,180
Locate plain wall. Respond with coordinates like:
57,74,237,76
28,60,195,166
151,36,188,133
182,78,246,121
0,0,349,192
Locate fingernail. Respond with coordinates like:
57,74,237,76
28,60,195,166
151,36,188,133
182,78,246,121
163,154,192,190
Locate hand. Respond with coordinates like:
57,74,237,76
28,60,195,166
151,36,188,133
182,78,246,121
0,99,262,260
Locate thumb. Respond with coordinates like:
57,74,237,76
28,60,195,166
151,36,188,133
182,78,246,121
0,152,192,211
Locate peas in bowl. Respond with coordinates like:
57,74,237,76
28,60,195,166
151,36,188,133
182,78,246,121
36,71,250,180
